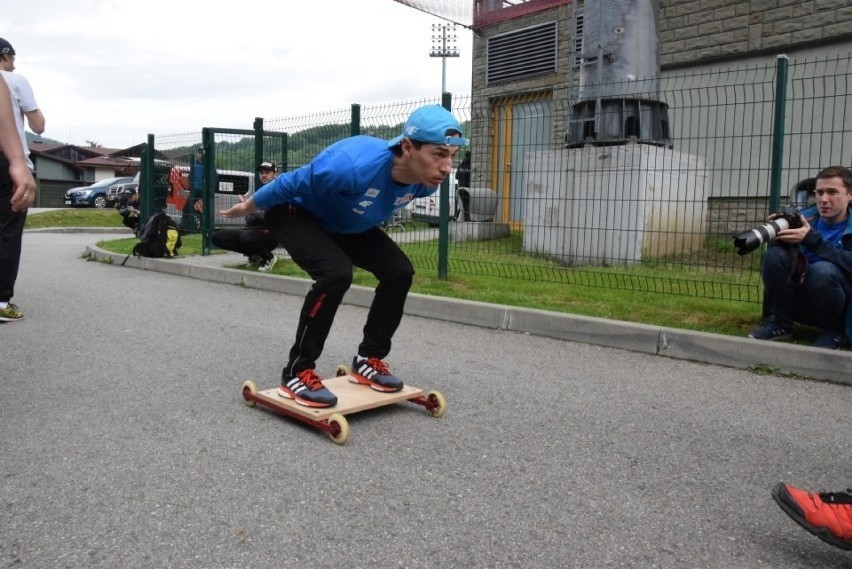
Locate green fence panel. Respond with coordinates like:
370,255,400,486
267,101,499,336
140,53,851,304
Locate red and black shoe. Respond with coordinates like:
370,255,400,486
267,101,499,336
279,369,337,408
349,357,403,393
772,482,852,551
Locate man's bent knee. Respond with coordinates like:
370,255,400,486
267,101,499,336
316,269,353,295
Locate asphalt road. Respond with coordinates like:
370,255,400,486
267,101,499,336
2,232,850,568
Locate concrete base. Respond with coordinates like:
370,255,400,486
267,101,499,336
524,144,709,265
450,221,510,243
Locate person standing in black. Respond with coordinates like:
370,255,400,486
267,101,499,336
455,150,471,189
0,41,41,323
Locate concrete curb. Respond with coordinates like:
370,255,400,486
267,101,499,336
84,243,852,386
28,226,133,234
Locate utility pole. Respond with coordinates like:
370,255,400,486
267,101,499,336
430,22,459,94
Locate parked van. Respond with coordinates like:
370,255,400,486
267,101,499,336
164,166,255,228
409,182,459,226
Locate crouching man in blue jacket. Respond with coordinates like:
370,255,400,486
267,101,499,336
220,105,466,407
748,165,852,349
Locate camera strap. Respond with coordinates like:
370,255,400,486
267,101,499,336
786,247,808,286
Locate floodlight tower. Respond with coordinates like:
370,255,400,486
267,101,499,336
430,22,459,94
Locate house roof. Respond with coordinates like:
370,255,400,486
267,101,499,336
29,142,123,156
28,141,170,170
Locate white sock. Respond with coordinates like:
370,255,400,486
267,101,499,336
356,355,367,363
0,302,8,309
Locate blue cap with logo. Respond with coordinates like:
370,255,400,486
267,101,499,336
387,105,467,148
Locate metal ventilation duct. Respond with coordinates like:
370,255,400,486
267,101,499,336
566,0,671,147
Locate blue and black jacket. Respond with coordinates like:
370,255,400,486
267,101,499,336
799,204,852,338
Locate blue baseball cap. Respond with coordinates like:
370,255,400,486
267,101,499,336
387,105,468,148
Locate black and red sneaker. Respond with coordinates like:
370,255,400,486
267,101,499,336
349,357,403,393
279,369,337,408
772,482,852,551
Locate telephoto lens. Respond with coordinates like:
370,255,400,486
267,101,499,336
732,205,802,256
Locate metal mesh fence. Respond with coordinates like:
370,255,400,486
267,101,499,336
145,53,851,304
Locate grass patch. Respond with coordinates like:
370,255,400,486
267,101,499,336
257,256,761,336
26,208,125,228
62,206,763,339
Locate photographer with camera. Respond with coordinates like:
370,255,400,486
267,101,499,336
747,165,852,349
117,190,140,235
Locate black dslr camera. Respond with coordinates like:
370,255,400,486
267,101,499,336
732,204,803,256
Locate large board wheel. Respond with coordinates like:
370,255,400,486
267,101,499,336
327,413,350,445
241,380,258,407
335,364,350,377
425,390,447,418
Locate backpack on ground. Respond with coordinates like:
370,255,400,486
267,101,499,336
132,212,182,258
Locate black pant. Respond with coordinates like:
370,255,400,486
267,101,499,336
761,244,852,332
121,214,139,232
0,155,27,303
211,227,277,261
265,205,414,378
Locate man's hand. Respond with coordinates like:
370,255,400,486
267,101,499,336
219,198,258,219
775,214,811,245
9,162,36,213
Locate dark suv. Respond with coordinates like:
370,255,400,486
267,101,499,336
64,176,134,208
106,173,139,206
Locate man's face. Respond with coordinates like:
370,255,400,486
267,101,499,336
405,139,462,188
258,169,276,184
0,55,14,72
814,176,852,224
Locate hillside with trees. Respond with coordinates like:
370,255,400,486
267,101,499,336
160,120,411,173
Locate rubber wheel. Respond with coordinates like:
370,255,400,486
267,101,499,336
93,195,107,209
335,364,350,377
425,390,447,418
241,380,258,407
327,413,350,445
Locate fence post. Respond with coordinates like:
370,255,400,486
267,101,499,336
254,117,264,189
140,133,155,223
253,117,266,191
351,104,361,137
202,127,215,255
280,132,289,173
769,54,789,213
438,92,452,280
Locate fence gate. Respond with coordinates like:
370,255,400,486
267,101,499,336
140,121,289,255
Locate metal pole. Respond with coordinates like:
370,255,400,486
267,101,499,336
769,54,789,213
438,92,452,280
430,23,458,97
202,127,215,255
351,104,361,137
441,31,447,93
140,134,155,223
253,117,263,191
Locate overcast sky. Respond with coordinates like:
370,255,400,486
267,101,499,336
6,0,473,149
